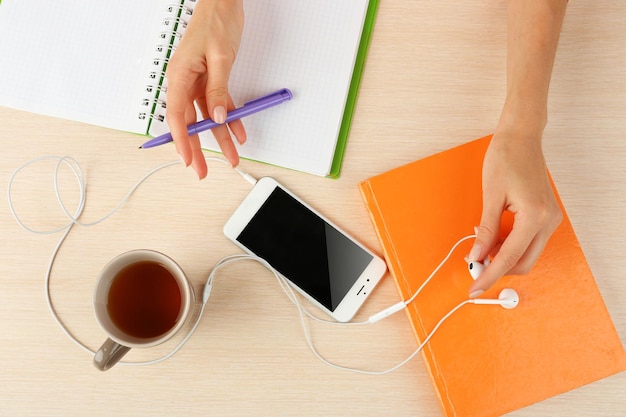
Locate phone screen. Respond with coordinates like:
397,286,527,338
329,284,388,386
235,187,374,312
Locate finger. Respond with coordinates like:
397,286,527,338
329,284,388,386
183,104,208,179
208,95,242,166
468,196,505,263
195,96,210,120
166,105,192,167
205,54,234,124
189,133,208,179
224,95,246,145
469,214,537,296
212,124,240,167
165,66,197,166
228,119,247,145
199,92,242,166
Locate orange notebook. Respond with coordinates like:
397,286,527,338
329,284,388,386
359,135,626,417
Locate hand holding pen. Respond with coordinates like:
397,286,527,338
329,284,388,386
144,88,292,176
161,0,246,179
141,88,292,149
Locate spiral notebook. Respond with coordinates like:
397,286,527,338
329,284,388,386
0,0,378,177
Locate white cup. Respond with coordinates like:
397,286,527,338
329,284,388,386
93,249,194,371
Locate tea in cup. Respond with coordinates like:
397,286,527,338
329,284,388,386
93,249,194,371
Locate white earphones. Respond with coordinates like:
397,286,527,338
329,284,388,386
369,243,519,324
467,257,490,280
466,257,519,308
470,288,519,309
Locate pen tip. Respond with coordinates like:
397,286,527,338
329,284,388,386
138,145,143,149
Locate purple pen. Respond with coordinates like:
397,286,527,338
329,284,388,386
139,88,293,149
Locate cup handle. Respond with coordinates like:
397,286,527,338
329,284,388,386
93,338,131,371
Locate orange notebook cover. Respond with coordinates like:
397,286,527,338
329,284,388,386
359,135,626,417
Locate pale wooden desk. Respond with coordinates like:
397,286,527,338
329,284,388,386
1,1,624,416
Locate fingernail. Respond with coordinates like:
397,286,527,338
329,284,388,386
213,106,226,124
474,226,479,235
468,243,482,262
469,289,484,299
178,153,189,167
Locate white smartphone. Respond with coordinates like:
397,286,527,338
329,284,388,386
223,177,387,322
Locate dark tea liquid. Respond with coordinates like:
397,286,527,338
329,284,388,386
107,260,182,339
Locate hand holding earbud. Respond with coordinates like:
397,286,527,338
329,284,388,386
467,133,563,298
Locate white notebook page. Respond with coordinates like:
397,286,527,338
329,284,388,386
0,0,173,134
0,0,370,176
153,0,370,176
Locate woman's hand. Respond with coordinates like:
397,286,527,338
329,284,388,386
468,127,563,297
165,0,246,179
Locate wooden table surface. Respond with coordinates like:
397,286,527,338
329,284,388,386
1,1,624,416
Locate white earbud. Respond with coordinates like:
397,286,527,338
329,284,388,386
467,257,490,280
470,288,519,309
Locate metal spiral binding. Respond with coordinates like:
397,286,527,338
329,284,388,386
152,57,169,67
160,31,182,41
155,42,177,55
145,84,168,94
166,3,193,16
163,17,188,30
148,70,167,81
139,1,195,122
142,98,167,109
138,113,166,122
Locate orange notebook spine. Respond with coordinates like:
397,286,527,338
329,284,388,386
359,181,454,415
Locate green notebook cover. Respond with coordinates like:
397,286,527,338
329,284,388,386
329,0,380,178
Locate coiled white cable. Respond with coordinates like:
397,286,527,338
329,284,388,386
7,155,254,366
8,155,477,373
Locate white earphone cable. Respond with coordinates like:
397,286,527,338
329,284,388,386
405,234,476,305
8,155,481,373
8,155,253,366
205,253,476,375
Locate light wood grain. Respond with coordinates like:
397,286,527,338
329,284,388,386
1,1,624,416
